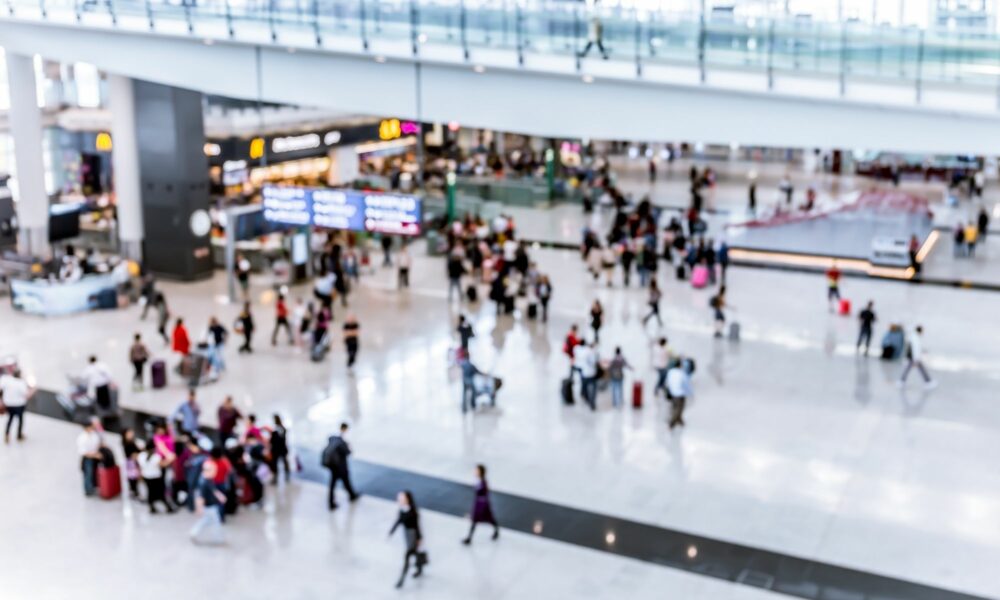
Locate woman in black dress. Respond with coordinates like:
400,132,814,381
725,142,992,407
462,464,499,545
389,490,425,588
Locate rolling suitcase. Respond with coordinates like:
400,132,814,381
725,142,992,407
98,465,122,500
632,381,643,408
466,285,478,302
838,299,851,315
561,378,574,405
675,264,686,281
151,360,167,389
691,265,709,289
728,322,741,342
527,303,538,319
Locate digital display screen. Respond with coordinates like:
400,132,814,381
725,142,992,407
262,185,421,236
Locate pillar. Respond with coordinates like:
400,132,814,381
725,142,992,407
107,74,144,260
6,53,49,258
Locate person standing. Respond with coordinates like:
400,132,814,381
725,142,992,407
607,347,632,409
748,179,757,214
397,245,412,289
648,158,657,183
899,325,936,388
710,287,727,338
82,355,113,411
641,279,663,327
190,460,227,545
562,324,583,381
825,263,842,312
235,302,255,354
666,360,692,429
235,253,252,301
172,318,191,357
589,300,604,343
217,395,243,442
121,428,142,499
139,273,156,320
457,315,475,354
965,221,979,257
462,464,499,545
577,340,599,411
389,490,425,589
207,317,228,374
620,240,635,287
447,252,465,302
978,206,990,239
77,421,104,496
138,441,176,514
537,275,553,322
381,235,393,267
269,414,291,484
343,313,360,371
321,422,359,510
129,333,149,390
651,337,671,398
271,294,293,346
1,368,34,443
908,234,921,275
857,301,877,356
170,389,201,436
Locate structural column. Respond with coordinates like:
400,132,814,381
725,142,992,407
5,53,49,258
107,74,144,260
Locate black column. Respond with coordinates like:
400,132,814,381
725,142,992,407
134,80,213,281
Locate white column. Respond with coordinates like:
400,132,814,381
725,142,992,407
108,74,144,260
6,53,49,258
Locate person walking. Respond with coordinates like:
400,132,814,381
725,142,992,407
857,301,876,356
899,325,936,388
563,324,583,381
1,368,34,443
462,464,499,544
381,235,393,267
82,355,113,412
171,318,191,357
457,315,475,354
589,300,604,343
321,423,360,510
269,414,291,484
139,273,157,320
641,279,663,327
129,333,149,390
389,490,426,589
206,317,228,374
666,360,692,430
170,389,201,436
235,253,252,301
154,292,171,345
343,313,360,371
447,252,465,302
190,460,227,545
710,288,727,338
978,206,990,239
77,421,104,496
217,395,243,442
271,294,293,346
121,428,142,499
578,13,609,59
651,337,671,398
607,347,632,408
138,440,176,513
965,221,979,257
235,302,255,354
576,340,599,411
397,245,412,289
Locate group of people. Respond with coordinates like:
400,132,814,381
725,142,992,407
952,207,990,258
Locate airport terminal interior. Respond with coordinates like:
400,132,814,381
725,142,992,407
1,1,999,599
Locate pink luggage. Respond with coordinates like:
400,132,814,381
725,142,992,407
691,265,709,289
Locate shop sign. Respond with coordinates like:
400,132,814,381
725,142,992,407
272,133,322,153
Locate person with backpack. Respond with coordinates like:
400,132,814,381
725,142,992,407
322,422,359,510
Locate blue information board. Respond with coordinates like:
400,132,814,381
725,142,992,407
262,185,422,236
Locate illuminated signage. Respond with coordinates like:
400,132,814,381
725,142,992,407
204,143,222,156
95,132,112,152
400,121,421,135
249,137,265,159
324,130,342,145
262,185,422,235
272,133,321,153
379,118,401,141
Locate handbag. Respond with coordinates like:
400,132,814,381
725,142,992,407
415,550,429,567
0,399,6,415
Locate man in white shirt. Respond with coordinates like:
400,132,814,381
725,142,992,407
81,355,113,409
76,421,104,496
1,369,34,443
666,362,692,430
576,341,599,411
899,325,936,388
651,337,671,398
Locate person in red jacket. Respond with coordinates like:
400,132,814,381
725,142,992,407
172,318,191,356
562,324,582,381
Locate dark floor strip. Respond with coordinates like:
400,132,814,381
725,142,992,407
24,391,991,600
521,238,1000,292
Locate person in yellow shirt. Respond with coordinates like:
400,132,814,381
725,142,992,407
965,221,979,257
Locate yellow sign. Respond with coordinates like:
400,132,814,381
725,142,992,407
249,137,265,159
378,118,401,141
95,132,113,152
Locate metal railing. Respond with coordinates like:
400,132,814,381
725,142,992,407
7,0,1000,102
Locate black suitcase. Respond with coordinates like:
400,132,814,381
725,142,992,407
466,285,478,302
675,264,686,280
561,378,574,405
504,296,515,314
527,303,538,319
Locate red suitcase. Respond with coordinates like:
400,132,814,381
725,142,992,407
98,465,121,500
632,381,643,408
838,299,851,316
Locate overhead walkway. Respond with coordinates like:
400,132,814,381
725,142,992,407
3,1,1000,152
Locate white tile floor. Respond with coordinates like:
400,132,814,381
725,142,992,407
0,418,785,600
3,233,1000,598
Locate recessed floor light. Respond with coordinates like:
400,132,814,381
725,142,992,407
203,38,214,46
582,74,594,84
474,65,486,74
375,55,387,63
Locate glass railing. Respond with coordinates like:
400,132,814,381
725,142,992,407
7,0,1000,97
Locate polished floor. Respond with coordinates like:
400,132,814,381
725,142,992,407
2,210,999,599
